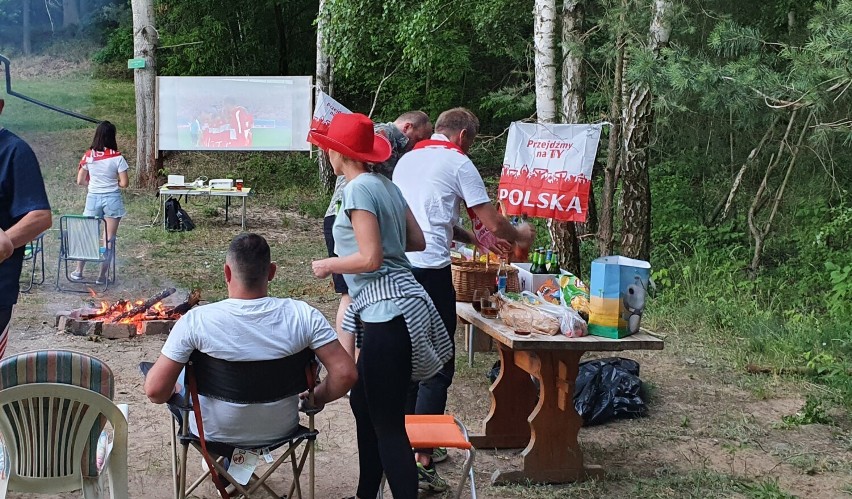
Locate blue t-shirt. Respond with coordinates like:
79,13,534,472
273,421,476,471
332,173,411,322
0,128,51,306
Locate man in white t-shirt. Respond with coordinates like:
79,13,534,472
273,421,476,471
145,233,357,447
392,107,533,488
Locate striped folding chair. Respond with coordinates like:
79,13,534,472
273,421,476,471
0,350,128,498
55,216,116,293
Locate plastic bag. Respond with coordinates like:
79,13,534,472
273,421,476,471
519,291,588,337
558,273,590,319
574,357,647,426
485,356,648,427
499,295,561,335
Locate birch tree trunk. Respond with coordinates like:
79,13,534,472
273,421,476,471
62,0,79,27
131,0,158,187
315,0,336,194
22,0,31,55
618,0,672,261
548,0,585,277
533,0,558,123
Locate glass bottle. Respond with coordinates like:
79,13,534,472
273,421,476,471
496,259,508,294
547,250,560,274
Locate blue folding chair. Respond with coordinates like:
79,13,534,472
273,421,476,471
19,232,46,293
55,216,116,293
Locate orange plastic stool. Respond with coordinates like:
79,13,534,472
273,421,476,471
406,414,476,499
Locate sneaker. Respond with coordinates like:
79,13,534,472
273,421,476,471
69,271,84,282
95,276,107,285
431,447,448,463
417,462,449,492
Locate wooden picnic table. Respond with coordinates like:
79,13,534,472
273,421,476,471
456,302,664,485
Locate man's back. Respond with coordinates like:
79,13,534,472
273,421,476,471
161,296,337,446
393,136,490,269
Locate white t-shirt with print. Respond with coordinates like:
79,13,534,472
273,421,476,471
393,134,490,269
161,297,337,447
82,154,129,194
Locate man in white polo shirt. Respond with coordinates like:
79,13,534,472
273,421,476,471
393,107,533,490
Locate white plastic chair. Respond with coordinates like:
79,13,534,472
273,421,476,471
0,383,128,498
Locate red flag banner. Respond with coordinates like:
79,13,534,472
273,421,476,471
309,91,351,135
498,123,603,223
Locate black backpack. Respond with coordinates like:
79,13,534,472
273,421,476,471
165,197,195,232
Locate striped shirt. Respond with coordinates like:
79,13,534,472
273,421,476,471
342,272,454,380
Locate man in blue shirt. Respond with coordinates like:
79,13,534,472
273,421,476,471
0,98,53,358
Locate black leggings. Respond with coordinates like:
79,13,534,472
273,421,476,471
349,315,417,499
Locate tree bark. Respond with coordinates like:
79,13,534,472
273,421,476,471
547,0,585,276
273,3,289,75
22,0,32,55
560,0,585,123
315,0,335,194
748,111,810,273
533,0,558,122
131,0,158,187
62,0,79,28
597,26,625,257
618,0,673,261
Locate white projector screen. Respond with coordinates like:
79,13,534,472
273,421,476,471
157,76,312,151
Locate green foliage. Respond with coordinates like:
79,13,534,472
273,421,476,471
736,478,797,499
780,396,832,427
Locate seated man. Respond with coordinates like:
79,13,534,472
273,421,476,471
145,233,357,447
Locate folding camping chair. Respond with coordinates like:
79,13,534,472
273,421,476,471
55,215,116,293
0,350,129,498
140,348,320,499
19,232,45,293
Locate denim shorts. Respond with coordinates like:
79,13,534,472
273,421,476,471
84,192,126,219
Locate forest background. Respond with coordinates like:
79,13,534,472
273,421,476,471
0,0,850,408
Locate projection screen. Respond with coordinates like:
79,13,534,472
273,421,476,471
157,76,313,151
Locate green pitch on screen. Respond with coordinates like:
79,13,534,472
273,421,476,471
176,128,294,149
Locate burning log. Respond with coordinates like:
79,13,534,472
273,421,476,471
170,289,201,317
108,288,176,323
81,299,128,321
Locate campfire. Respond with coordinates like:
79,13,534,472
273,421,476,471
57,288,201,338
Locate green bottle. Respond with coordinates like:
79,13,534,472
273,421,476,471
547,250,559,274
535,249,547,274
530,248,542,273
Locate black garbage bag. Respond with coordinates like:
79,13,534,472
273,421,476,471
575,357,647,426
486,357,647,426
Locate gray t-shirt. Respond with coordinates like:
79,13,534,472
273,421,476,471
332,173,411,321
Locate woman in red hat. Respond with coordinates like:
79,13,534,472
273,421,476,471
310,113,452,499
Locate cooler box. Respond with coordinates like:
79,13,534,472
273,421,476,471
511,263,567,293
588,256,651,339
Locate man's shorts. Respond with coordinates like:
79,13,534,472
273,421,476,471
84,192,126,219
323,215,349,294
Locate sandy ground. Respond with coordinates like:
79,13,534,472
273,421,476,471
6,263,852,498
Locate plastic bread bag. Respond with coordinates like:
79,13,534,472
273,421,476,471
526,292,588,338
499,298,561,335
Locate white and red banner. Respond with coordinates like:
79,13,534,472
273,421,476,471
498,122,602,223
309,91,351,134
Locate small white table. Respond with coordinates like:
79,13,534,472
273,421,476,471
159,187,253,230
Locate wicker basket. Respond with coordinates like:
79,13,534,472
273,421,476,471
451,260,520,302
